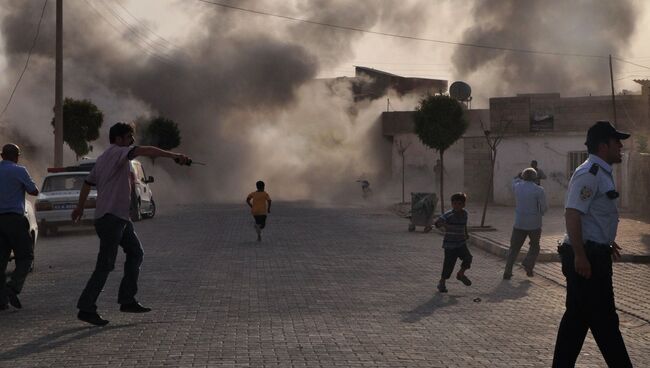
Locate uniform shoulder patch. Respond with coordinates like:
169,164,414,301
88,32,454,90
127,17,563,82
580,186,593,200
589,163,599,175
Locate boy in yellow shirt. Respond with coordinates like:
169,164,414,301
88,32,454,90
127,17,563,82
246,181,272,242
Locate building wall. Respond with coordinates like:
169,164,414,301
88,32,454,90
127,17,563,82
493,134,630,207
391,133,464,205
627,153,650,214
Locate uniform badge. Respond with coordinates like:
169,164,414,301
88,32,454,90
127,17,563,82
580,186,593,200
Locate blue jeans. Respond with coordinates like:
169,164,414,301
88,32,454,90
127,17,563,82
77,214,144,313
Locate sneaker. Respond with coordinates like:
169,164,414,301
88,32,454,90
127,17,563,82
437,281,448,293
503,273,512,280
78,311,109,326
120,302,152,313
0,304,8,311
456,273,472,286
7,288,21,309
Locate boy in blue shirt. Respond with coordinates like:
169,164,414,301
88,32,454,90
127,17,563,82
434,192,472,293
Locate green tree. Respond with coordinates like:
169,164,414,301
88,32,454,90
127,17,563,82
139,116,181,163
414,95,468,213
51,98,103,160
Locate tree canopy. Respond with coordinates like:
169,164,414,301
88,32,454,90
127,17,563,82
51,97,103,160
413,95,468,212
139,116,181,151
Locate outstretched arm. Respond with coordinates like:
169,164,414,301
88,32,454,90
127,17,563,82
131,146,190,165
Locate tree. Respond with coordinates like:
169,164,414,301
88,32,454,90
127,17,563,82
479,117,512,227
51,98,103,160
414,95,468,213
139,116,181,163
396,139,411,204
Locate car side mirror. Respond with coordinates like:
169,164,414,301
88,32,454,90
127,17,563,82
147,176,154,183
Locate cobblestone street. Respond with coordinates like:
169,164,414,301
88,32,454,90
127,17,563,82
1,202,649,367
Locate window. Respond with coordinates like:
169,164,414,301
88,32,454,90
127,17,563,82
568,151,588,178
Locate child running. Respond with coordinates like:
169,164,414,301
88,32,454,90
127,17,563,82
246,181,272,242
434,192,473,293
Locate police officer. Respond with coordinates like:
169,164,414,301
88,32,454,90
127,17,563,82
0,143,39,310
552,121,632,367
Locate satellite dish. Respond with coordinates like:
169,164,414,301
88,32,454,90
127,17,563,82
449,81,472,101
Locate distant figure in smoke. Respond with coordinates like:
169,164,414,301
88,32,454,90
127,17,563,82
356,180,372,199
246,181,272,242
0,143,39,310
530,160,546,186
72,122,191,326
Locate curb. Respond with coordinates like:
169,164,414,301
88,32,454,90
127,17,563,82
468,233,650,264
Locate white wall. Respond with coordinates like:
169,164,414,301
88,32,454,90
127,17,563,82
391,133,464,204
494,134,584,206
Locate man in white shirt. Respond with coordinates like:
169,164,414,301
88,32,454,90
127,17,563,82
503,168,547,279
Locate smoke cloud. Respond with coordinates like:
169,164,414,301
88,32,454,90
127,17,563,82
452,0,639,100
0,0,430,204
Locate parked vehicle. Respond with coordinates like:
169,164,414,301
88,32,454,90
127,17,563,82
34,170,97,236
129,159,156,221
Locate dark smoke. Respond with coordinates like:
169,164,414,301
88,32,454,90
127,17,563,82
452,0,639,98
0,0,431,202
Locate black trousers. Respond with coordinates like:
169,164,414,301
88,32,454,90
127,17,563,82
552,243,632,368
77,214,144,313
441,244,472,279
254,215,267,229
0,213,33,306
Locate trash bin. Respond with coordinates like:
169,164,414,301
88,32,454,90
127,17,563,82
408,192,438,232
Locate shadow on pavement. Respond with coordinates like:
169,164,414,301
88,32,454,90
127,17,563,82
400,294,460,323
484,279,532,303
0,322,141,361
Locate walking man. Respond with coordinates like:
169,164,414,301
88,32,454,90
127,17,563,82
552,121,632,367
503,167,547,279
0,143,39,310
530,160,546,186
72,122,191,326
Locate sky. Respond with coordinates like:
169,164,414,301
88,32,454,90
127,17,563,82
1,0,649,203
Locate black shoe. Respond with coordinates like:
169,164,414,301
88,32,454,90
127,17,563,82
7,288,21,309
522,264,534,277
120,302,151,313
78,311,109,326
437,281,448,293
503,273,512,280
0,303,8,311
456,273,472,286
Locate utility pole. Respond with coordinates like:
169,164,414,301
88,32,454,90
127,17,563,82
609,54,617,124
54,0,63,167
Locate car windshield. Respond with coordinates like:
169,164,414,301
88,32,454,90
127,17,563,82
42,174,87,192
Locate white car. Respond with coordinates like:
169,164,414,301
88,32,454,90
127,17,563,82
34,171,97,236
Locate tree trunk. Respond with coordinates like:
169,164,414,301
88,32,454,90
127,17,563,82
480,153,495,227
439,150,445,213
401,155,405,203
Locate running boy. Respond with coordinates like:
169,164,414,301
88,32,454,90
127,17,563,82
246,181,272,242
434,192,472,293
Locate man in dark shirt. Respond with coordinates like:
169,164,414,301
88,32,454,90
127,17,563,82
0,144,39,310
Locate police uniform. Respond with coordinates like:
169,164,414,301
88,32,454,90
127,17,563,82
552,150,632,366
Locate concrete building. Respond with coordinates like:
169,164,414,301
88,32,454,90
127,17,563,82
381,81,650,213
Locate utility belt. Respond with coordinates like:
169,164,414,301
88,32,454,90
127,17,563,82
558,240,612,258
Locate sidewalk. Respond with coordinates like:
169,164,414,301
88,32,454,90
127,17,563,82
465,205,650,263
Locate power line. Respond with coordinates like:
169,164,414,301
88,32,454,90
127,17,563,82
83,0,181,67
613,57,650,71
112,0,177,52
0,0,48,120
196,0,608,60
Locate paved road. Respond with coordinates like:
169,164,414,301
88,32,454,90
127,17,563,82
1,203,649,367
